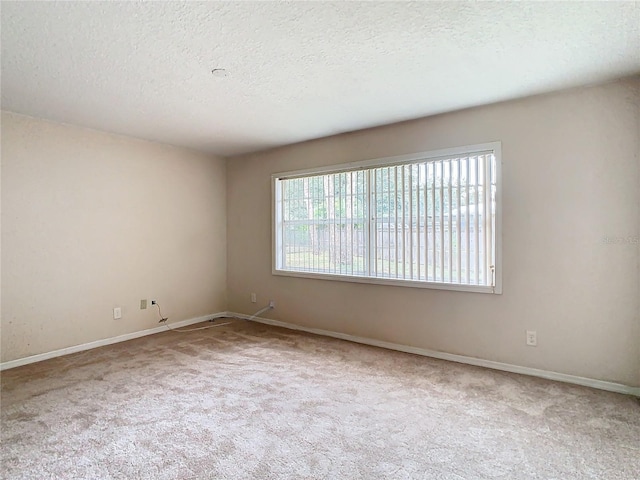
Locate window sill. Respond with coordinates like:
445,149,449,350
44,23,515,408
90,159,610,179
273,269,501,294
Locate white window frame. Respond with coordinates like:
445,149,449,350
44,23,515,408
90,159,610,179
272,142,502,294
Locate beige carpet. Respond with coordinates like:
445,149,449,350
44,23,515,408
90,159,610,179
1,319,639,479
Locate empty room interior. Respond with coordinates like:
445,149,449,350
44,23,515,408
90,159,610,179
1,2,639,479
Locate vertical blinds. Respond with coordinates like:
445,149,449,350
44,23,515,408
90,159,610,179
275,152,497,289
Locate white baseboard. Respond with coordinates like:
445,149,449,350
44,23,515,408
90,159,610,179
0,312,229,371
4,310,638,397
229,311,640,397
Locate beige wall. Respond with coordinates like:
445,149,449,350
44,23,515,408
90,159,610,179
1,112,227,362
2,80,638,387
227,79,640,387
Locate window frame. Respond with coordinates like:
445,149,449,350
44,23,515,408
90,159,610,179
272,142,502,294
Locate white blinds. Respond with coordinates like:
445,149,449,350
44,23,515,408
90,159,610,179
275,151,497,289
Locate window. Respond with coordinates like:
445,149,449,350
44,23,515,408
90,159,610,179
273,142,501,294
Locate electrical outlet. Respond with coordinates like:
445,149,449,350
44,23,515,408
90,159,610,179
251,293,257,303
140,299,147,310
113,307,122,320
526,330,537,346
151,300,157,306
269,300,275,308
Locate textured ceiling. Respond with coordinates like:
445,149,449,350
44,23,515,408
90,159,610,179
2,1,639,157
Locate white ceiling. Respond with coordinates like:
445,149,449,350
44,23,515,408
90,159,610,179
2,2,639,157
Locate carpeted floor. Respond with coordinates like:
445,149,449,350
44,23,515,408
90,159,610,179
1,319,639,479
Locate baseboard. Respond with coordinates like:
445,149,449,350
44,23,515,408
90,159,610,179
0,312,229,371
230,311,640,397
5,311,638,397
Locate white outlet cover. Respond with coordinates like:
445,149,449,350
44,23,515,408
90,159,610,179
113,307,122,320
526,330,537,346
